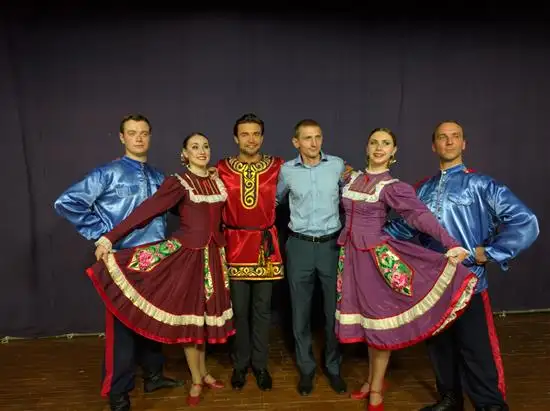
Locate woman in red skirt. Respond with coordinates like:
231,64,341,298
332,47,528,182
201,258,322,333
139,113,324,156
89,132,233,406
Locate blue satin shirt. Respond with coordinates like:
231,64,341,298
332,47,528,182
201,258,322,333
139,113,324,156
384,163,539,293
54,156,167,250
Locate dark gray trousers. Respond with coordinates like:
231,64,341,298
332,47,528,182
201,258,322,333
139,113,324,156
230,280,273,370
285,236,341,376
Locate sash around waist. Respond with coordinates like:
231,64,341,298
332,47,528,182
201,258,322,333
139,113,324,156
223,223,274,231
223,223,275,258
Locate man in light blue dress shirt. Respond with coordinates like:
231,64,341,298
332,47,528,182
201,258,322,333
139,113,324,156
276,119,347,396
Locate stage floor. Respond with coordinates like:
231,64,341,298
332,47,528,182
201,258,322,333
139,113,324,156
1,313,549,410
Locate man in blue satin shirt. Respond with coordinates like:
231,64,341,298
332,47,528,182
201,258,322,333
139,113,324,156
276,118,347,397
54,114,182,411
385,121,539,411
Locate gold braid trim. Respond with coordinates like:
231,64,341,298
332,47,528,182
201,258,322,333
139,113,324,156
95,236,113,252
228,263,284,281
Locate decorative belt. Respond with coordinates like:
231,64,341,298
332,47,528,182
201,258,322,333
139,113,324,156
223,223,275,262
288,230,339,243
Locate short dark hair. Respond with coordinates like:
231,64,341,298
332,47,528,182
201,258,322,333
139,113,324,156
432,120,464,142
293,119,321,138
119,114,152,134
233,113,264,136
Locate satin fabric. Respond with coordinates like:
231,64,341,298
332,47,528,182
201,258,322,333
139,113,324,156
385,163,539,293
54,156,166,250
216,155,284,280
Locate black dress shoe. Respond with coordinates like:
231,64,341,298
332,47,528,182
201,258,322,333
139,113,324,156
326,373,347,394
253,368,273,391
297,372,315,396
109,393,130,411
419,392,464,411
231,368,248,390
143,373,184,393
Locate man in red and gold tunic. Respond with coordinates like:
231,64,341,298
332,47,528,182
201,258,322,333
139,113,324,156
216,113,284,392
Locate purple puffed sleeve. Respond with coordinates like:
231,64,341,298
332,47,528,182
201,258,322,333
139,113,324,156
382,181,459,250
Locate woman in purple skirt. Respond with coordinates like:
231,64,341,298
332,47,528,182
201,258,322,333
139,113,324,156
334,128,478,411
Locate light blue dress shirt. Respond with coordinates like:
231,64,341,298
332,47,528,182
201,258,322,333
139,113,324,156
276,152,345,237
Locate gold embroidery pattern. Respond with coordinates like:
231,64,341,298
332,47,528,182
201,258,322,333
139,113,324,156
219,248,230,290
203,247,214,302
228,156,273,209
228,263,284,280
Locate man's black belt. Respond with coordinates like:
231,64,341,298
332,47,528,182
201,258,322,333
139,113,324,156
223,223,275,259
288,230,339,243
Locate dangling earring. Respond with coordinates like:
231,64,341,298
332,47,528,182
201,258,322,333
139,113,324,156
388,155,397,167
180,153,190,168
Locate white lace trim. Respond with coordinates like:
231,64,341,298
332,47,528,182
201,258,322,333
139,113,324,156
174,174,227,204
103,251,234,327
342,171,398,203
364,168,389,175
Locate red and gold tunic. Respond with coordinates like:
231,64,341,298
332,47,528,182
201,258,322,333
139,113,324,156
217,155,284,281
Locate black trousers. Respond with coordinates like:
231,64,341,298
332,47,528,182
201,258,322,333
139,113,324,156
426,291,507,409
285,236,341,376
101,311,164,397
230,279,273,370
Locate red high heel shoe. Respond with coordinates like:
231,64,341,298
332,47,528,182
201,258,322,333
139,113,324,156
203,375,225,389
350,380,388,400
186,383,203,407
367,390,384,411
350,382,371,400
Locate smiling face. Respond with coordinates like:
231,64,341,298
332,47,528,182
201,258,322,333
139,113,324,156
366,129,397,170
234,122,263,157
182,134,210,168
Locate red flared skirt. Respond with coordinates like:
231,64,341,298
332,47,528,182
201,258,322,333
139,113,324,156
86,238,235,344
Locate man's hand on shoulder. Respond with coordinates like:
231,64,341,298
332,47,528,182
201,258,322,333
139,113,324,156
208,166,219,180
341,162,354,181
